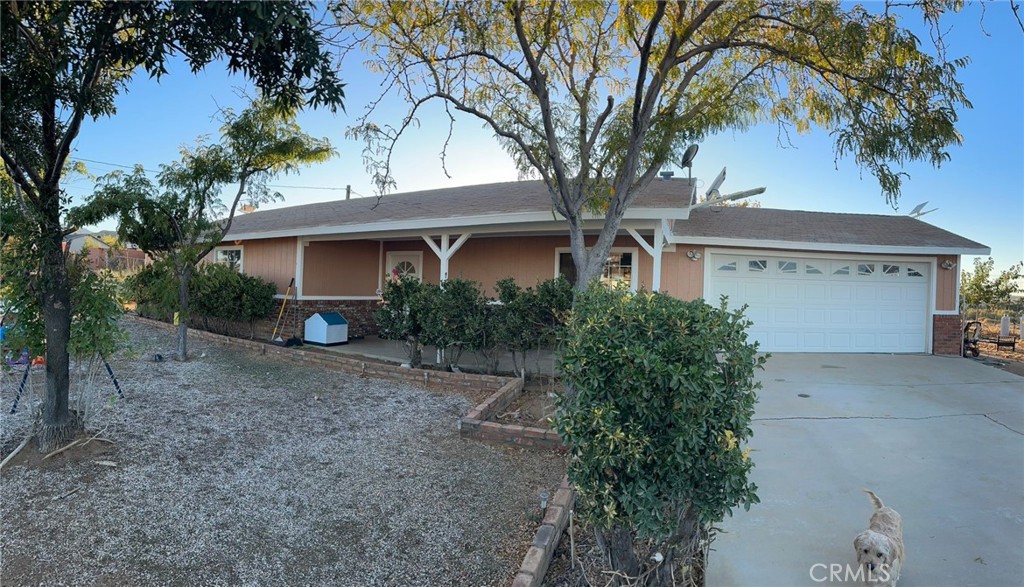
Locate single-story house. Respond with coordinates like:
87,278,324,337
219,178,988,355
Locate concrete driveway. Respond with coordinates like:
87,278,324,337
708,354,1024,587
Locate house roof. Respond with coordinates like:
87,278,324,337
225,178,696,240
223,178,988,256
672,207,990,255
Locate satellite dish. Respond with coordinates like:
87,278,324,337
680,144,699,169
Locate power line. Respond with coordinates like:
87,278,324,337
70,156,364,194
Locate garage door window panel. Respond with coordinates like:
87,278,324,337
748,259,768,272
858,263,875,277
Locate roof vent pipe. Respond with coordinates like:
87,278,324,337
659,171,674,179
345,185,351,200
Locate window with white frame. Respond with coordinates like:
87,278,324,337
214,246,243,272
557,248,637,289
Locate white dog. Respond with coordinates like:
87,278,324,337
854,489,904,586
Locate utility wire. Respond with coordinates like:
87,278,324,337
70,156,364,194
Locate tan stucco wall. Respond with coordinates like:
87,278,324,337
447,234,654,296
240,237,296,294
661,246,704,300
935,254,959,312
303,240,380,296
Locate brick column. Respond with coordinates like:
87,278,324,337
932,314,963,356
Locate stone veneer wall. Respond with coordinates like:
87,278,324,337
933,314,963,356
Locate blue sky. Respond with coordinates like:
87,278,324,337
70,3,1022,275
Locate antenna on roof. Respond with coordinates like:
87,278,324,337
705,167,727,200
680,144,699,182
907,201,937,218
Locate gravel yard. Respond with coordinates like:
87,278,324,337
1,320,565,586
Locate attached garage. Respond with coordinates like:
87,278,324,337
706,252,932,353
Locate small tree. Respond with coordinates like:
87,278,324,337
420,278,487,371
375,274,431,367
2,0,345,451
75,101,334,360
556,287,765,586
960,257,1023,309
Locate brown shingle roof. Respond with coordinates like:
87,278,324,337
675,207,988,251
226,178,695,238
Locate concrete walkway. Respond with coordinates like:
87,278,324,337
708,354,1024,586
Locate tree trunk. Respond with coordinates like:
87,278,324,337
176,264,191,361
38,199,80,452
599,524,641,586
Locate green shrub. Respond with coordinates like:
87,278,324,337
123,262,276,338
123,263,176,321
374,275,430,367
555,287,765,583
420,278,486,371
188,263,277,337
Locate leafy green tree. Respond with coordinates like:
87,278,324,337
556,287,765,585
960,257,1023,308
375,274,431,368
1,1,344,451
420,278,487,371
337,0,972,294
76,101,334,360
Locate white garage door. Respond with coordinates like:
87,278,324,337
707,253,930,353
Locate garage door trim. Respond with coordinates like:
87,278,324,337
702,248,936,353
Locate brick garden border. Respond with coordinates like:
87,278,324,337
513,476,575,587
457,379,565,450
125,315,514,395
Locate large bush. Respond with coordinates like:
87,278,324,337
555,287,765,586
375,275,573,373
491,277,573,375
420,278,487,371
124,262,276,338
374,275,431,367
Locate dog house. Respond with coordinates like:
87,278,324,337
303,312,348,346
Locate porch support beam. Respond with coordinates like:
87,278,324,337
626,226,665,292
422,233,473,282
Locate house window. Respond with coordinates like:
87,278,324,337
717,261,737,272
748,259,767,272
385,251,423,281
601,252,633,287
214,247,243,272
805,264,823,275
858,263,875,276
883,264,900,277
778,260,798,274
557,248,636,289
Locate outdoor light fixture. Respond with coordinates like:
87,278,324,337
539,491,550,511
941,260,956,270
686,250,703,261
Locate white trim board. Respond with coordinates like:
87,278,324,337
226,209,685,241
668,236,989,256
